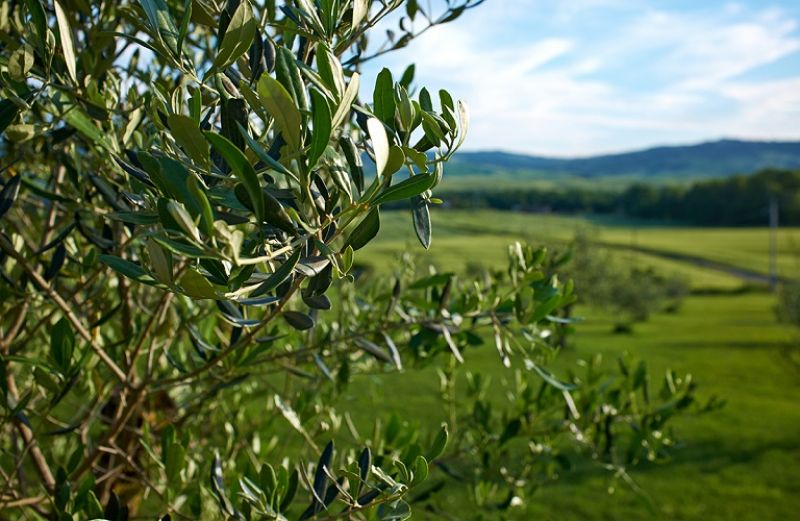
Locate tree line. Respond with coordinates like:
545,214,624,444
437,169,800,225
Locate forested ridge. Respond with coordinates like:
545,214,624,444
445,140,800,179
437,169,800,226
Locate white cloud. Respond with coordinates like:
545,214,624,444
364,1,800,156
633,9,800,90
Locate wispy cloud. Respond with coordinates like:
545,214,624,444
363,1,800,156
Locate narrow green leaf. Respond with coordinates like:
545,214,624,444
63,107,114,150
213,0,257,70
275,47,308,112
455,100,470,151
262,189,296,234
179,269,218,299
44,243,66,281
313,441,334,506
274,396,318,451
385,146,406,176
419,88,433,111
283,311,314,330
147,156,206,224
168,114,209,167
166,200,201,242
54,1,77,83
395,86,414,131
341,245,354,274
526,360,578,391
205,132,264,221
221,97,248,152
0,100,20,136
147,238,173,284
251,248,301,297
354,337,392,364
382,332,403,370
358,448,371,483
427,424,448,460
210,453,236,517
373,68,396,126
412,455,428,484
165,443,185,482
412,196,431,249
420,111,445,145
439,89,457,129
22,0,47,44
139,0,180,57
330,165,353,202
340,136,364,193
186,176,215,235
308,89,332,168
236,123,300,183
315,44,344,98
99,254,156,283
367,118,389,177
331,72,359,130
0,175,22,220
373,173,435,205
237,295,280,306
404,147,428,170
50,317,75,373
400,64,416,89
257,75,302,150
531,295,562,322
153,235,216,259
177,0,192,54
344,208,379,251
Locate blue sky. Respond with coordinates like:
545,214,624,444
363,1,800,156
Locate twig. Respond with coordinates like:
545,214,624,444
4,372,56,493
0,235,128,383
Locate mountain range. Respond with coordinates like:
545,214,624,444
446,139,800,180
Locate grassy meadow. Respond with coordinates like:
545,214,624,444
347,209,800,520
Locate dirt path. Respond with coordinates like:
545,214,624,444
599,242,789,285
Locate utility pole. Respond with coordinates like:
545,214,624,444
769,196,779,291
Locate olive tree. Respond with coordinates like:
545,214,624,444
1,1,707,519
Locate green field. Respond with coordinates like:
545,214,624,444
438,174,657,192
360,210,799,290
349,209,800,520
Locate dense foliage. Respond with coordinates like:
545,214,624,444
1,1,706,519
438,169,800,226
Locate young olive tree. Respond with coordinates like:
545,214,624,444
1,1,706,519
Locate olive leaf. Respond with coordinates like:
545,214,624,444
213,0,257,71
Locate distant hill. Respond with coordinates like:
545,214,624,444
447,139,800,180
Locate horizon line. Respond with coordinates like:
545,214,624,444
457,137,800,161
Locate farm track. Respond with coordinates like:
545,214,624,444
600,242,790,285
